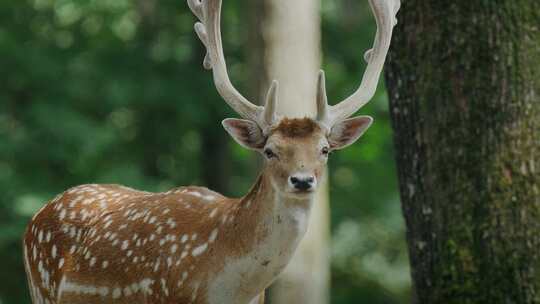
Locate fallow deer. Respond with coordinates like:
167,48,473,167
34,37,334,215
22,0,400,303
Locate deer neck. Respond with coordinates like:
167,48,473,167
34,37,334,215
210,170,313,303
241,170,313,250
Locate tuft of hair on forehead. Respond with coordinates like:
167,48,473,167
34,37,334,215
273,118,321,138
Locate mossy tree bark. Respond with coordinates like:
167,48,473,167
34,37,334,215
385,2,540,303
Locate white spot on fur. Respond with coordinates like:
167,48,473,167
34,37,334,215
59,209,67,220
187,191,202,198
192,243,208,257
123,285,132,296
112,287,122,299
160,278,169,296
209,228,219,243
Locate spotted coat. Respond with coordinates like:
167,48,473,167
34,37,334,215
24,178,312,304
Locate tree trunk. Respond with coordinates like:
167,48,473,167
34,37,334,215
385,2,540,303
248,0,330,303
201,125,231,193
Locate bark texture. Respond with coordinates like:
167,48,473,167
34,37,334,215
248,0,330,303
385,1,540,303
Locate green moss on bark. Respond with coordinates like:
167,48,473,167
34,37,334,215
385,1,540,303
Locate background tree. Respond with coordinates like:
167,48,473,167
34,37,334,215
248,1,330,303
386,1,540,303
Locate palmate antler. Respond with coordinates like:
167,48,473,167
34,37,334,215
317,0,400,130
187,0,278,133
189,0,400,132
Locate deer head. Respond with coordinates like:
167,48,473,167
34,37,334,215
189,0,400,198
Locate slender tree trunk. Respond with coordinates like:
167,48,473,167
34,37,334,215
248,1,330,303
385,2,540,303
201,125,231,193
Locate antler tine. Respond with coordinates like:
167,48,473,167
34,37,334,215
316,70,329,122
318,0,400,129
187,0,203,20
189,0,277,128
263,80,279,128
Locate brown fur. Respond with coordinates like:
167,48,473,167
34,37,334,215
23,179,281,304
272,118,320,138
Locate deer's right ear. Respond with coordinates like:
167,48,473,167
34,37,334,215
222,119,266,150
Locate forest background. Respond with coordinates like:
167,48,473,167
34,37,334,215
0,0,410,303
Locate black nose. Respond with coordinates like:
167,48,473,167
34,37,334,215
290,176,314,191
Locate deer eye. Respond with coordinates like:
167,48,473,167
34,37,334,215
321,147,330,157
264,148,276,159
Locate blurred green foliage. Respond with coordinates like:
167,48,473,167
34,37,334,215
0,0,409,303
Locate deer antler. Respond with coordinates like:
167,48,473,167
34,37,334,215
317,0,400,130
188,0,277,132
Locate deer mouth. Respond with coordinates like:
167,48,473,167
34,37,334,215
288,188,316,197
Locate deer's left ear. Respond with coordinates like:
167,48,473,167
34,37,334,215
328,116,373,150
